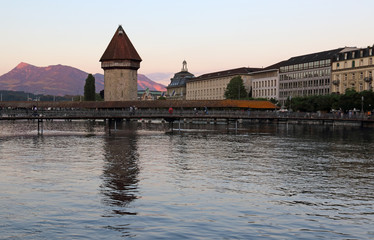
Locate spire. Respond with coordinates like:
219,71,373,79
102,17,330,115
100,25,142,62
181,60,188,72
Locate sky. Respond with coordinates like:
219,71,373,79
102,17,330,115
1,0,374,85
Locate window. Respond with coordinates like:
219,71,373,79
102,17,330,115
369,58,373,65
352,52,355,58
344,53,348,60
352,61,355,68
337,63,340,68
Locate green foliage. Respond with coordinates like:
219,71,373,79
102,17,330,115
269,98,278,105
158,96,167,100
224,76,248,99
84,74,96,101
95,93,103,101
289,89,374,112
0,90,74,101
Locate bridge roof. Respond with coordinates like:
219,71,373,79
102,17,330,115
0,100,277,110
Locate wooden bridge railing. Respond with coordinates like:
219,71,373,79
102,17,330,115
0,108,372,121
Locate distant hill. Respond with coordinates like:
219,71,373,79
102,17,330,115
0,62,166,96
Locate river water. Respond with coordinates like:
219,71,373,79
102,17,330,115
0,120,374,239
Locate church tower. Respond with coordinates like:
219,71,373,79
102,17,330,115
100,25,142,101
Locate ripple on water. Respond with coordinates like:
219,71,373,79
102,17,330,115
0,122,374,239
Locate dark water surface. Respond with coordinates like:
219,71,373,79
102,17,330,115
1,121,374,239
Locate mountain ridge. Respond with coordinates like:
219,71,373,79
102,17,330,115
0,62,166,96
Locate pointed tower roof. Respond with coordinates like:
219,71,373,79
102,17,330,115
100,25,142,62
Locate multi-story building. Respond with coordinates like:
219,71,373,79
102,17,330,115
331,46,374,94
166,60,194,100
186,67,261,100
251,62,284,100
278,48,351,106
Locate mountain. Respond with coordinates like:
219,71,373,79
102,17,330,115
0,62,166,96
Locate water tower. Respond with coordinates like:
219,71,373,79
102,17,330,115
100,25,142,101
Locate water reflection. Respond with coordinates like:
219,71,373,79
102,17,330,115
2,120,374,239
100,121,140,216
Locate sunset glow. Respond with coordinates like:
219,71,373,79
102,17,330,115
1,0,374,85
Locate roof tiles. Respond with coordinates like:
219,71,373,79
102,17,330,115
100,25,142,62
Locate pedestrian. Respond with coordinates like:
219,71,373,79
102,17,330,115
204,106,208,114
194,108,198,115
129,106,133,115
168,107,173,114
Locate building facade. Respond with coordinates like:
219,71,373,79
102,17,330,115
186,67,261,100
166,60,194,100
100,25,142,101
278,48,351,106
331,46,374,94
251,62,283,100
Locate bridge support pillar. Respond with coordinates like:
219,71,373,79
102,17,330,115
37,118,43,135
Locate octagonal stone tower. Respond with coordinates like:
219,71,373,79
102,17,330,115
100,25,142,101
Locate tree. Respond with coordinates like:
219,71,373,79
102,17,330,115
84,74,96,101
224,76,248,99
99,90,104,100
95,93,103,101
